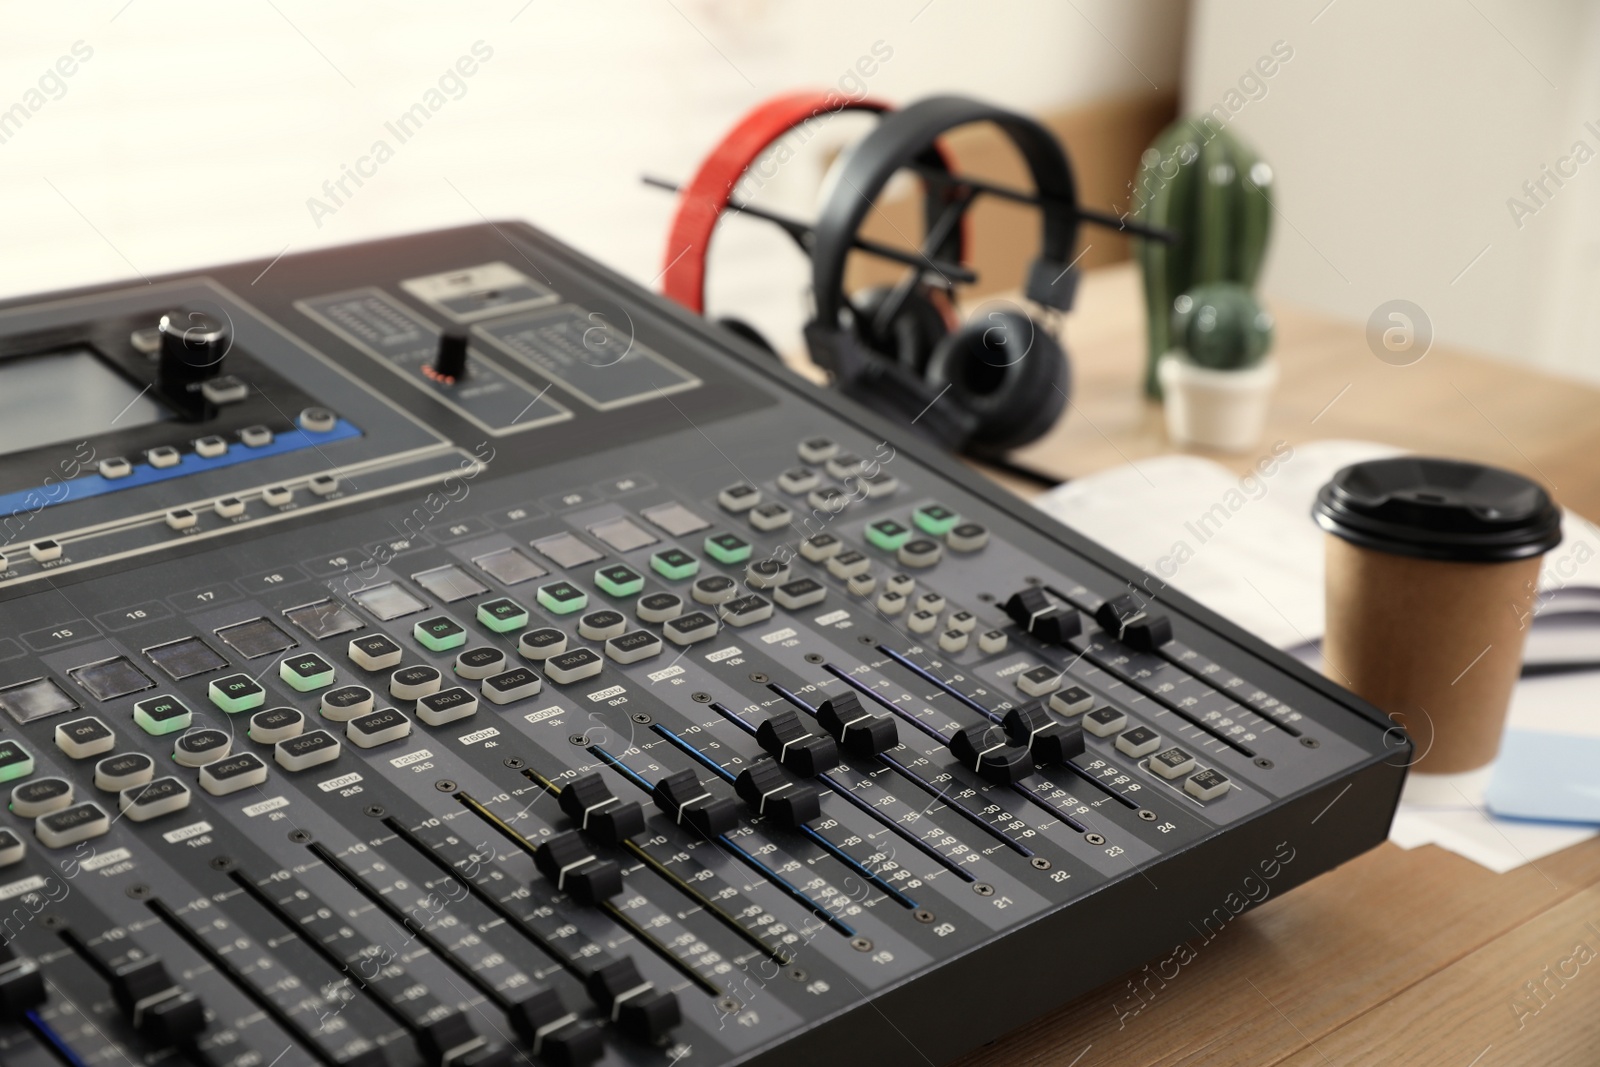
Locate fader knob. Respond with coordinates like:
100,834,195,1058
428,327,470,384
157,309,228,396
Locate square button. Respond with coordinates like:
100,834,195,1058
605,630,662,664
800,533,843,561
1049,686,1094,716
650,549,700,581
216,617,298,659
275,730,341,771
1115,726,1162,758
348,634,403,671
209,675,265,714
663,611,718,646
67,657,155,701
594,564,644,598
283,600,364,640
544,648,603,685
640,502,710,537
1149,746,1197,780
280,653,336,692
1083,706,1128,737
536,581,588,615
476,598,528,633
0,740,35,782
414,616,467,651
703,533,751,565
912,504,960,537
144,637,228,681
56,717,115,759
133,695,193,736
865,519,911,552
531,532,603,568
482,667,543,705
1185,767,1232,801
351,583,426,621
417,687,478,726
347,707,412,749
588,517,657,552
411,565,488,603
0,678,79,724
472,547,547,586
1017,666,1063,697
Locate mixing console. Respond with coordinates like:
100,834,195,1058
0,223,1404,1067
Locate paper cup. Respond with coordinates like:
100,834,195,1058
1313,458,1561,774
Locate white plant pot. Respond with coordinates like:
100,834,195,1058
1157,352,1279,452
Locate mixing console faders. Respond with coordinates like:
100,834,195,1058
0,224,1405,1067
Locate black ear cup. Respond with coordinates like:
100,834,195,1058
923,310,1068,454
715,316,779,358
852,286,951,375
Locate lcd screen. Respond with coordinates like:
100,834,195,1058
0,347,168,454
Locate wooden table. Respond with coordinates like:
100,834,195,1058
936,265,1600,1065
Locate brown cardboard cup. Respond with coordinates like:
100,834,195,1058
1323,537,1540,773
1314,457,1562,775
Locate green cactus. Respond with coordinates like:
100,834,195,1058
1170,283,1273,371
1132,120,1273,395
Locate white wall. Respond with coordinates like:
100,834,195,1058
1185,0,1600,380
0,1,1185,350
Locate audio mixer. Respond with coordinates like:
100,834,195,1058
0,222,1405,1067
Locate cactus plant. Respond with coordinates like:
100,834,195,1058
1170,283,1273,371
1132,121,1273,396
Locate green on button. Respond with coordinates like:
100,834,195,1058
913,504,960,537
865,519,912,552
594,565,644,598
414,616,468,651
134,695,193,736
650,549,700,581
703,533,751,565
537,581,588,615
476,598,529,633
208,674,265,714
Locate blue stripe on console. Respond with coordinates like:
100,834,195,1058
0,419,363,518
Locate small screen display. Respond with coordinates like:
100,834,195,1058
0,347,168,454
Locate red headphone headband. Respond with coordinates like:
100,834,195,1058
661,92,893,314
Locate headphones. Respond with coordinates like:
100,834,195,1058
806,95,1080,457
661,93,1079,460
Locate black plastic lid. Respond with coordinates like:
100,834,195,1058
1313,457,1561,562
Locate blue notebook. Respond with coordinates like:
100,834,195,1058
1484,730,1600,824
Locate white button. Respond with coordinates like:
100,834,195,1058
35,803,110,848
1017,666,1063,697
146,446,181,469
200,754,270,796
773,578,827,610
1115,727,1163,759
1149,746,1198,780
417,687,479,726
94,753,154,791
194,435,228,458
745,559,789,589
320,685,376,722
99,458,132,479
798,437,838,463
262,485,293,506
877,591,907,615
977,629,1008,654
718,483,761,512
239,425,274,448
544,649,604,684
0,829,24,867
309,473,340,496
1083,707,1128,737
748,503,792,532
846,573,876,597
825,551,871,580
946,610,978,633
856,472,898,498
907,610,938,634
119,778,192,822
390,666,442,701
1185,768,1232,801
915,593,946,615
0,552,9,572
938,629,969,653
214,497,245,518
1048,686,1094,716
11,778,73,818
29,540,62,562
300,407,337,432
799,534,843,561
825,453,864,479
777,467,819,494
885,573,916,596
275,731,342,771
166,509,197,531
200,376,249,404
347,708,413,749
55,717,115,760
898,539,943,568
482,667,544,704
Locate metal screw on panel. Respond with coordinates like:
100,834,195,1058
717,996,741,1014
364,805,387,818
210,856,236,872
913,909,936,924
788,967,809,981
1254,757,1275,769
850,937,874,952
804,653,824,664
504,757,526,770
977,592,995,603
569,734,588,745
692,692,712,704
973,883,995,897
288,829,313,844
126,884,151,900
749,672,768,684
1138,809,1158,822
435,780,457,793
1084,833,1106,846
631,713,653,725
1300,737,1321,749
1030,857,1052,871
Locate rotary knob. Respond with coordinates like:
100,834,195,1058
157,309,228,395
